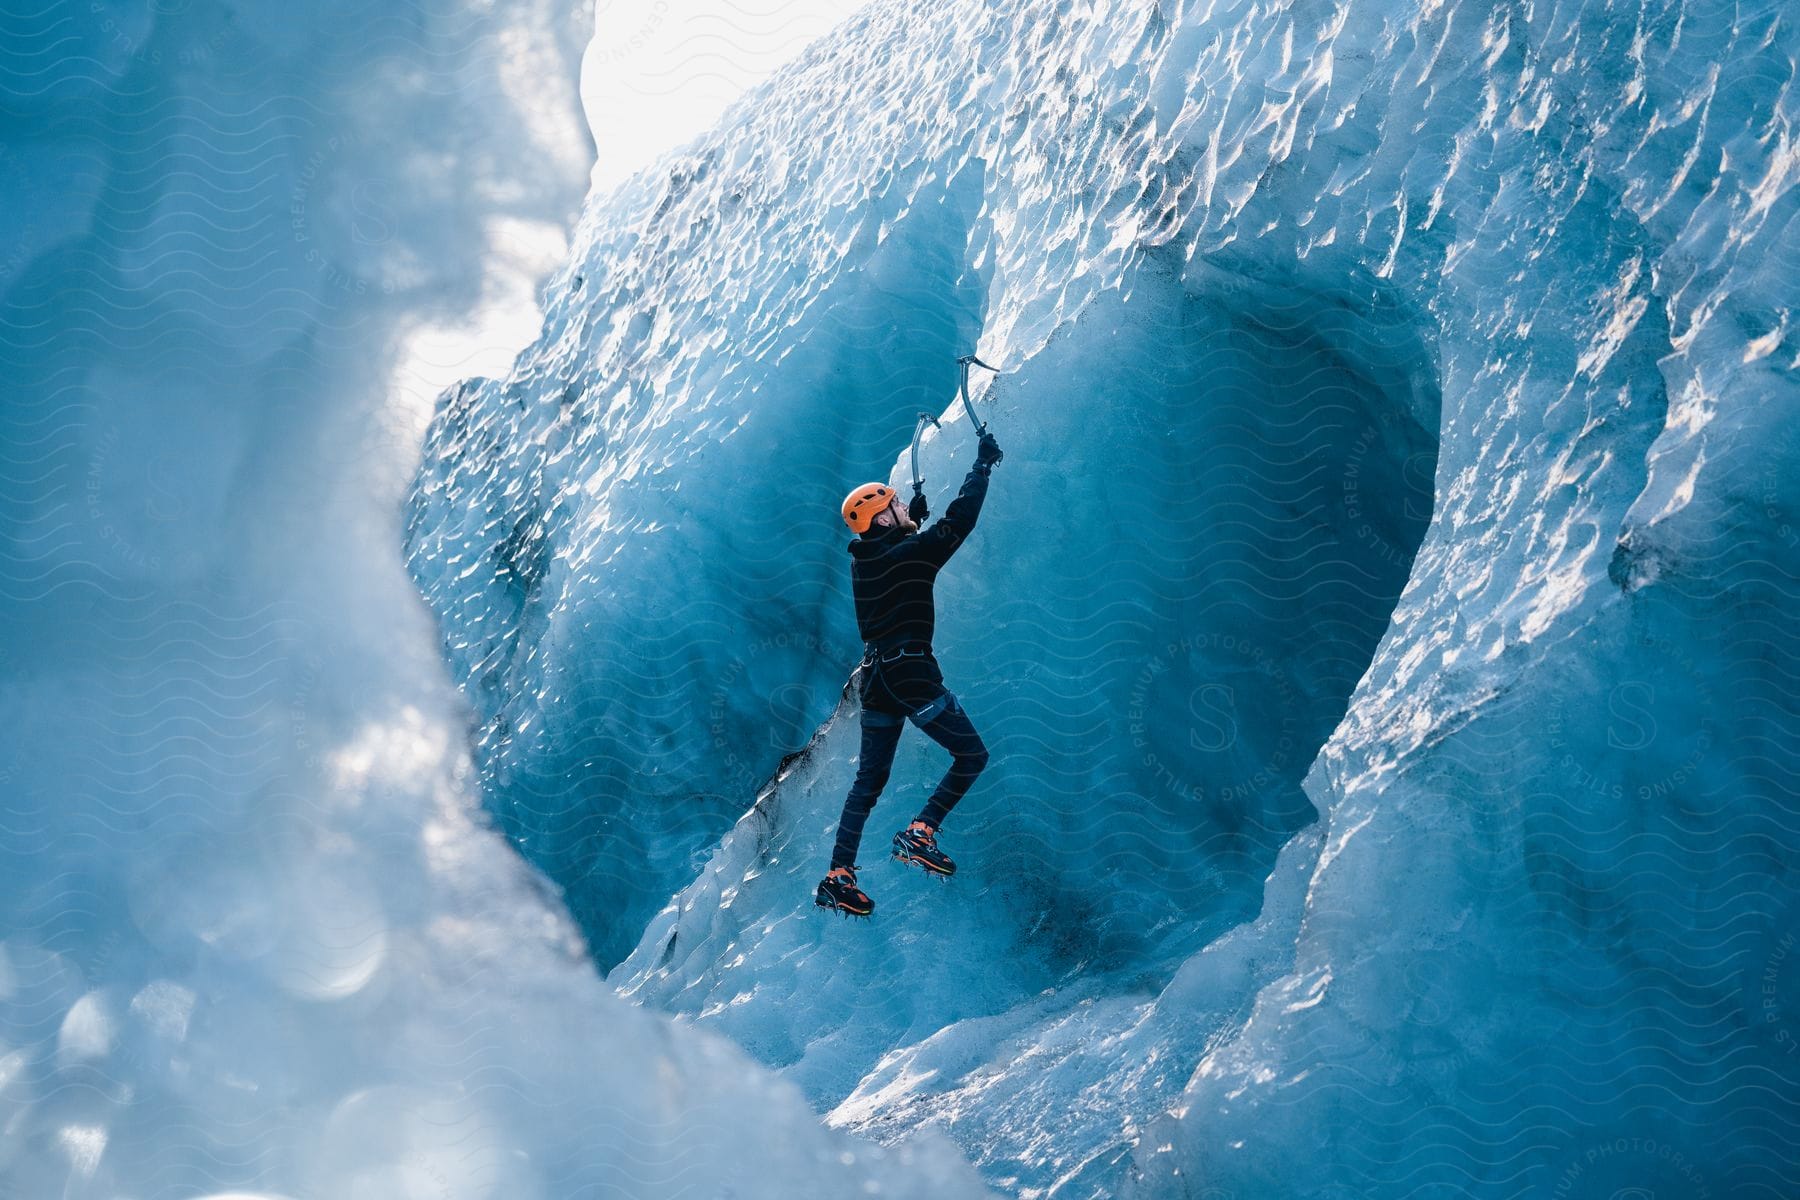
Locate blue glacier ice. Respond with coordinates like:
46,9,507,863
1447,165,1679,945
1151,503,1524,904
2,0,1796,1193
0,0,987,1197
405,0,1800,1196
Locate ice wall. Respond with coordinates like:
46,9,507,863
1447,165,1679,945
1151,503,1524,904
0,2,988,1196
407,9,1441,971
1127,0,1800,1189
409,0,1800,1194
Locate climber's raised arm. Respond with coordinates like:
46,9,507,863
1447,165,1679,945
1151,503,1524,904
915,430,1003,568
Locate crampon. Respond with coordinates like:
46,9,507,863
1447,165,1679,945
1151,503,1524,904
815,866,874,917
892,820,956,876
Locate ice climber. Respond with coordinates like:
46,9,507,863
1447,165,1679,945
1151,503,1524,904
815,428,1004,917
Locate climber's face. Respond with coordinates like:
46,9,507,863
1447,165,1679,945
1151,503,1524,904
875,497,917,535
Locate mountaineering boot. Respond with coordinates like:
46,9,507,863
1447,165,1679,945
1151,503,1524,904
815,866,874,917
892,820,956,876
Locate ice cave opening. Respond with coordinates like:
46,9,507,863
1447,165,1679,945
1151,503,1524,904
942,245,1445,972
606,239,1445,1134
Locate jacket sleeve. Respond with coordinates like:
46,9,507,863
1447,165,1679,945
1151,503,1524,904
915,465,990,567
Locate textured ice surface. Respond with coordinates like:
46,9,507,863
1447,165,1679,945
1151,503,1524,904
0,1,987,1197
410,0,1800,1194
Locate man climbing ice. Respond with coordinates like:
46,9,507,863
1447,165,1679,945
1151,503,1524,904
814,427,1005,917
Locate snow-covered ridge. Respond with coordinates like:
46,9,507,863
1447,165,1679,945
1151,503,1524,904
409,0,1798,1194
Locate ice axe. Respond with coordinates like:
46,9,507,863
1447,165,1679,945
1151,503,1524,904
909,409,939,517
956,353,1001,434
910,354,1001,521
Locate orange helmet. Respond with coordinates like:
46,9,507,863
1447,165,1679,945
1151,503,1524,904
841,482,896,533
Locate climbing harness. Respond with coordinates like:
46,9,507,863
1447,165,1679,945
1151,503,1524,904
859,639,956,727
861,638,929,665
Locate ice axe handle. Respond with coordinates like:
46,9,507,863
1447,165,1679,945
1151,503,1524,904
956,354,1001,435
910,411,940,498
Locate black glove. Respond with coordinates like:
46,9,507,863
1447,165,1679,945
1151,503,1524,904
975,430,1004,469
908,491,929,523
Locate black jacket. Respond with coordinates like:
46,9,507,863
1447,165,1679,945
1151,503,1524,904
848,464,990,649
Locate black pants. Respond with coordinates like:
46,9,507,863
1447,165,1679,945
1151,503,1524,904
829,654,989,869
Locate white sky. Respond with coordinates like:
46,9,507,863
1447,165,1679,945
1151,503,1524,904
580,0,873,192
392,1,870,446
